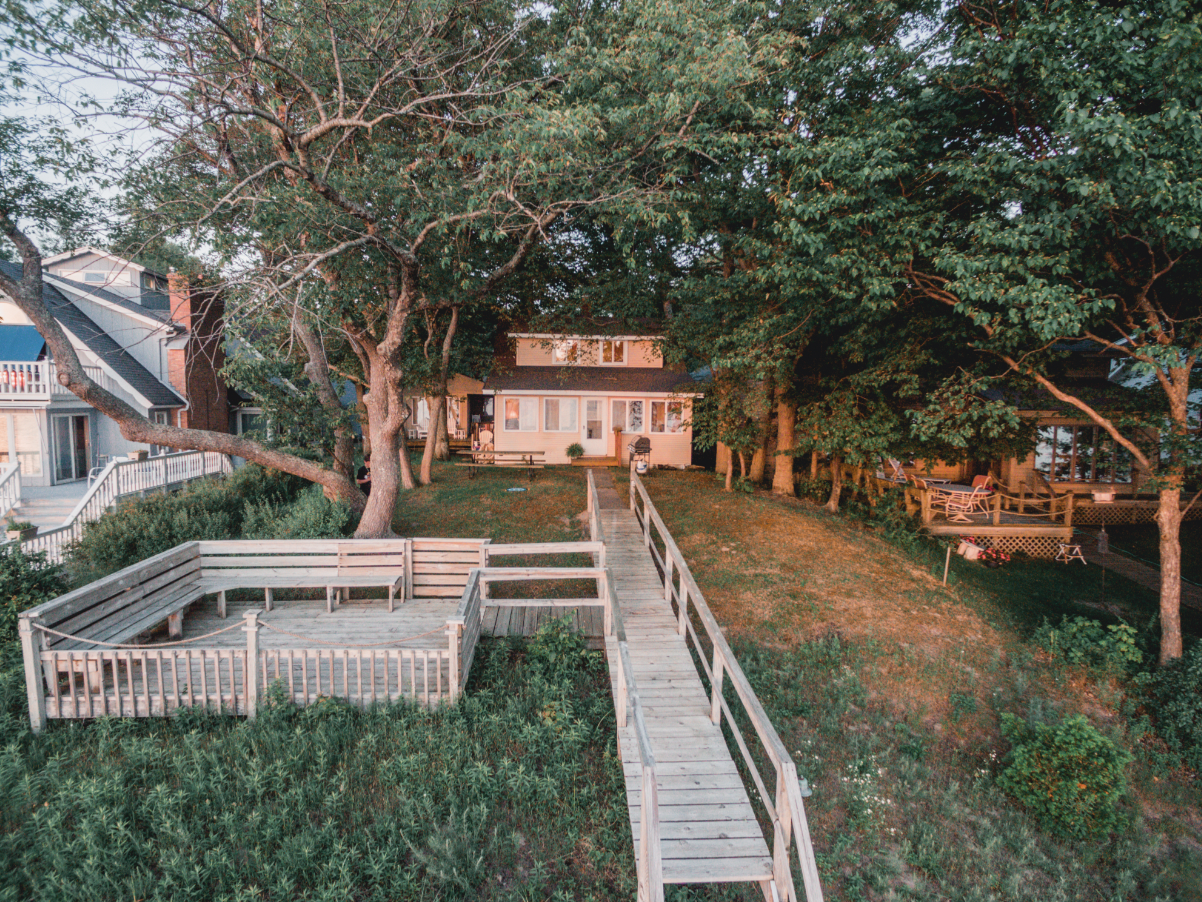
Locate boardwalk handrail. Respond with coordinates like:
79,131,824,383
0,461,21,522
21,450,232,564
586,470,663,902
628,472,825,902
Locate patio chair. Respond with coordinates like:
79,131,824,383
946,486,987,523
886,458,908,481
914,477,950,513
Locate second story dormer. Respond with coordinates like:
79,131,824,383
511,333,664,368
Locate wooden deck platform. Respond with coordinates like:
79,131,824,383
600,508,773,887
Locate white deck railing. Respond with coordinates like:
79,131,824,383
0,462,21,522
22,450,232,564
625,471,825,902
0,361,116,400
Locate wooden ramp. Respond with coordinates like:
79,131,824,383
601,508,774,888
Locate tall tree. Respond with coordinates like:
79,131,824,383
10,0,768,535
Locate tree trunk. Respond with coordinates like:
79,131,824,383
824,456,843,513
355,363,404,537
771,389,796,496
418,306,459,483
398,430,417,491
356,382,370,457
1157,487,1184,663
419,394,444,485
748,376,774,484
738,451,747,480
434,401,451,460
725,453,734,491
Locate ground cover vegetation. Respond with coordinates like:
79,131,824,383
0,465,640,901
639,468,1202,900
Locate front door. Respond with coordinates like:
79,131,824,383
53,414,90,482
582,399,606,456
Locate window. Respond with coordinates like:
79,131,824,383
650,400,684,434
1035,425,1132,483
503,397,538,431
601,340,625,365
553,340,581,364
83,272,107,283
543,397,578,432
612,399,644,432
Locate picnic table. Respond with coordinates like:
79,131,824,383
455,449,545,480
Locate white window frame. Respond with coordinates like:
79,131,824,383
83,272,107,283
600,340,626,366
612,398,645,433
543,397,579,432
649,399,685,434
502,397,538,432
552,339,581,364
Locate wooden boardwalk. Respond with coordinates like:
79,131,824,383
600,507,773,887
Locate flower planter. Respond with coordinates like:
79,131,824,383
957,541,983,561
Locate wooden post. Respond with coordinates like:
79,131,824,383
18,614,46,733
920,488,932,525
676,571,688,638
663,554,674,607
1065,493,1075,528
640,765,663,902
167,611,184,640
602,570,613,637
447,622,461,702
217,590,227,619
243,610,260,718
617,655,628,728
773,770,793,895
404,539,415,601
629,464,636,510
943,544,952,586
710,650,724,725
992,492,1001,525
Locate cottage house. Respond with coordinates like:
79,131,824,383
482,329,698,466
0,253,228,486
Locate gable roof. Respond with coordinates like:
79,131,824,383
0,261,184,408
485,365,696,395
42,246,165,278
44,273,176,324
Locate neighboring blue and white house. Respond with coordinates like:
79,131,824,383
0,250,229,487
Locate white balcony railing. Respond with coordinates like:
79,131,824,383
0,361,119,400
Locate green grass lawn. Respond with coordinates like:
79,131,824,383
638,469,1202,902
4,462,1200,902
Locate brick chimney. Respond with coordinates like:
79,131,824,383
167,273,229,432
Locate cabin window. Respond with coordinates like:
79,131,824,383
553,340,581,364
601,340,625,365
543,397,578,432
503,397,538,432
649,400,684,434
1035,425,1132,483
612,399,644,432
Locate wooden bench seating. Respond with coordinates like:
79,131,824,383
197,540,406,614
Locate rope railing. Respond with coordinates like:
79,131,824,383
33,619,246,648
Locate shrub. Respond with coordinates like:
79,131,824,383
242,484,354,539
68,465,309,580
997,713,1132,839
1140,640,1202,772
1033,616,1144,671
0,544,67,648
565,442,584,460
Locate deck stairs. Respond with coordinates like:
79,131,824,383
599,502,791,899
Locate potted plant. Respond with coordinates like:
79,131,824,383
566,442,585,461
5,519,37,541
130,449,149,461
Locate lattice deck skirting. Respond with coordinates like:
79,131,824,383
972,533,1072,559
1072,502,1202,526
